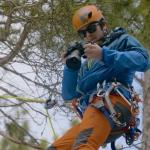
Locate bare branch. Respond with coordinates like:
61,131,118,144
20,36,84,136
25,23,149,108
0,23,30,66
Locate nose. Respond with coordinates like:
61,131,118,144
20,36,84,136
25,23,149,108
84,32,93,42
85,31,92,38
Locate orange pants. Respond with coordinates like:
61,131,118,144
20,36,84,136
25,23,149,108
47,106,111,150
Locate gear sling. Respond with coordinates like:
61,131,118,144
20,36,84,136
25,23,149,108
47,82,141,150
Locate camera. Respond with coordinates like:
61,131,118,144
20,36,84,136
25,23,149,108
65,42,85,70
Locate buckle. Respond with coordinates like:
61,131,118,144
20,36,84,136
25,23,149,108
90,95,104,109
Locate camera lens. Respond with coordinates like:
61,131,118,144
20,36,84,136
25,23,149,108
66,57,81,70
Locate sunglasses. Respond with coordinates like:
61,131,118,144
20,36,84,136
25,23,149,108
78,22,99,38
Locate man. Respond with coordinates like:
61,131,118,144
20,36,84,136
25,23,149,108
47,5,150,150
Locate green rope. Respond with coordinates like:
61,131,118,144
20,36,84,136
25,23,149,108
0,94,57,139
0,95,46,103
46,109,57,139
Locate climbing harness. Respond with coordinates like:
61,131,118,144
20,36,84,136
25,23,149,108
71,82,142,149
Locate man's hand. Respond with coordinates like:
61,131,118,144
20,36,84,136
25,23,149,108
83,43,103,59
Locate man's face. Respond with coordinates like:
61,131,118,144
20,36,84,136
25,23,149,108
78,22,104,43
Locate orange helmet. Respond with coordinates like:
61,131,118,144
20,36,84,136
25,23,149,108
72,5,104,31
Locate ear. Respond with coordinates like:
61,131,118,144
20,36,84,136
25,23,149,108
102,24,108,36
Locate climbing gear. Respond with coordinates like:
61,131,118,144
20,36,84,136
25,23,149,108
45,98,57,109
93,82,142,146
103,83,127,127
72,5,104,31
0,95,45,103
72,82,142,149
89,82,130,127
124,117,141,145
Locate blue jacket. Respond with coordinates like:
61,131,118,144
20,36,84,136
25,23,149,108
62,27,150,111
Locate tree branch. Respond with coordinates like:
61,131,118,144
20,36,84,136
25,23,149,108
0,23,30,66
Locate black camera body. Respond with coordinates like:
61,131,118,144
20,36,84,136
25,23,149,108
65,42,85,70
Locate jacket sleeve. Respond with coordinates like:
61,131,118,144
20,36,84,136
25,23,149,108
62,66,81,101
102,35,150,72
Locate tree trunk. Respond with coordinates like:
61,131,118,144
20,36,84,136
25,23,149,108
141,70,150,150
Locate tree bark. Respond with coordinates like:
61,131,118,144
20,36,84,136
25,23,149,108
141,70,150,150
